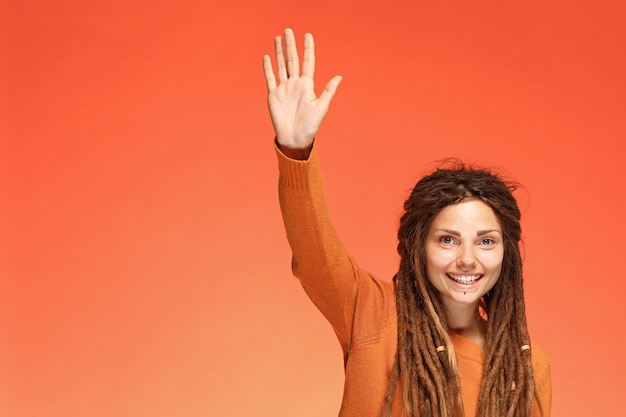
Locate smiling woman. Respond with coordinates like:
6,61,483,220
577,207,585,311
385,162,547,417
264,28,551,417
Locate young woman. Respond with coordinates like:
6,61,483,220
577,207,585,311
263,28,551,417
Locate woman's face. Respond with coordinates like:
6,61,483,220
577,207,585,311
425,199,504,309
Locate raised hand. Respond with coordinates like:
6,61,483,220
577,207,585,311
263,28,342,159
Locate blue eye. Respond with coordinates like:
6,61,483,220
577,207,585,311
480,238,494,246
441,236,454,245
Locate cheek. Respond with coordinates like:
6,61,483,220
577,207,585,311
425,247,457,281
424,246,439,280
425,247,446,272
425,243,457,264
480,249,504,275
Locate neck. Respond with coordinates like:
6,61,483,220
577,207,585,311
443,301,486,349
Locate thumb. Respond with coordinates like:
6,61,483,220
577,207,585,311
318,75,342,110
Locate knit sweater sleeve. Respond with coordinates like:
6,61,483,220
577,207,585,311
276,143,394,353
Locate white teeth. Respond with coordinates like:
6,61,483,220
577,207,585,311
447,274,481,285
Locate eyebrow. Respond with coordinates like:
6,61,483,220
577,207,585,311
434,229,502,236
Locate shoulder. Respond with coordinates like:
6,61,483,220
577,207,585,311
530,340,552,415
349,272,397,348
530,340,551,391
354,272,396,314
530,340,550,369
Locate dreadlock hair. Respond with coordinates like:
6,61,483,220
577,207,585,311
381,160,543,417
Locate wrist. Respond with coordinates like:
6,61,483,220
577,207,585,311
276,141,313,160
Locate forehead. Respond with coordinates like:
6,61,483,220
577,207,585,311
431,199,501,231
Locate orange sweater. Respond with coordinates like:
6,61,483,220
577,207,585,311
276,145,552,417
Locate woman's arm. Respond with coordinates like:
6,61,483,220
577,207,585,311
265,28,355,346
265,30,393,351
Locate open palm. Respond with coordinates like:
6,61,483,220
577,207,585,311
263,29,342,154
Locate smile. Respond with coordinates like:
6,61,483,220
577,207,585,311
446,273,483,285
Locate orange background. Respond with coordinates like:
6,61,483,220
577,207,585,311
2,1,625,416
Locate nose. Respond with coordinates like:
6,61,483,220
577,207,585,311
456,244,477,269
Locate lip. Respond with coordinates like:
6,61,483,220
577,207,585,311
446,273,484,286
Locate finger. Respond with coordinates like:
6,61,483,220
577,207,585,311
318,75,343,109
263,55,277,92
302,33,315,78
284,28,300,78
274,35,287,83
